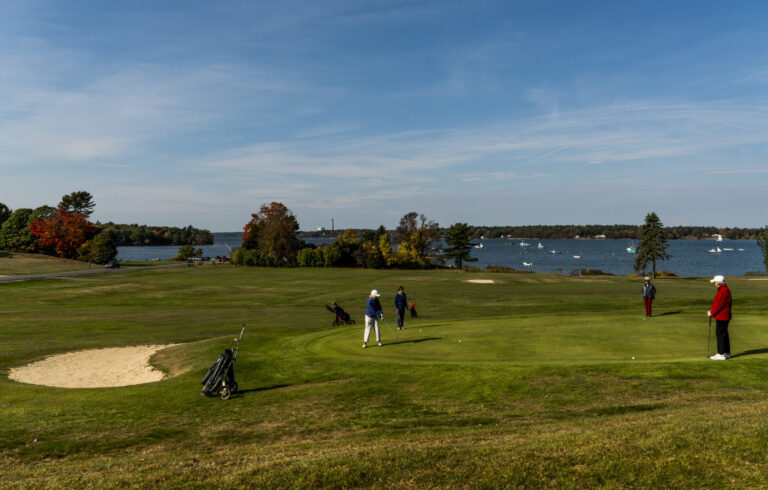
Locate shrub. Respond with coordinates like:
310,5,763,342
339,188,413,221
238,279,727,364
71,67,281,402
654,270,678,277
580,269,614,276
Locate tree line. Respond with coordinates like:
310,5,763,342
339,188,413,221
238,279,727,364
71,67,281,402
461,224,766,240
0,191,212,265
233,203,465,269
99,223,213,246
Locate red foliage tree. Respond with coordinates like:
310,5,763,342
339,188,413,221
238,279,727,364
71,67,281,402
242,202,303,260
29,209,98,258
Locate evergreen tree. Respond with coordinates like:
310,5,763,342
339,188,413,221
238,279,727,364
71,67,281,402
443,222,478,269
757,226,768,273
59,191,95,217
0,202,10,228
634,212,671,279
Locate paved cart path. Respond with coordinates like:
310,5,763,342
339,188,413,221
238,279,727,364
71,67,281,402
0,263,187,283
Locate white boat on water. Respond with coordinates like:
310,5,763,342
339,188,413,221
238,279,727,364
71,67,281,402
473,243,484,249
549,250,560,255
708,247,722,253
722,248,734,251
522,262,533,267
738,248,745,251
519,241,530,247
626,240,637,254
573,254,582,259
536,242,544,250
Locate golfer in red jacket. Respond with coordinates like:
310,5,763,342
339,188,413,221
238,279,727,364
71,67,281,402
707,275,732,360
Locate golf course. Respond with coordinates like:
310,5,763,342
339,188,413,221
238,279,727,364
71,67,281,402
3,263,768,487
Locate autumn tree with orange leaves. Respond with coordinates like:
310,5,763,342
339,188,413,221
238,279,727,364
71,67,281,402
30,208,97,259
241,202,303,261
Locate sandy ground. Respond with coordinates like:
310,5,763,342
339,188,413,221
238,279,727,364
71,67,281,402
466,279,496,284
8,345,176,388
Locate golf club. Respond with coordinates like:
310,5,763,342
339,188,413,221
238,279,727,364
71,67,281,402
382,318,399,339
707,316,712,358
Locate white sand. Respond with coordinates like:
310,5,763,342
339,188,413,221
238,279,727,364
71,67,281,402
8,344,176,388
466,279,495,284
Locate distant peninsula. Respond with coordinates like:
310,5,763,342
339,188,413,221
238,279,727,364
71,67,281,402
299,224,764,240
99,223,214,246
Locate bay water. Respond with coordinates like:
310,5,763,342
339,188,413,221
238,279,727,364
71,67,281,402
117,233,765,277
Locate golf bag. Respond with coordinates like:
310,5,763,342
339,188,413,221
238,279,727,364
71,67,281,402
201,326,244,400
410,302,418,319
326,302,356,326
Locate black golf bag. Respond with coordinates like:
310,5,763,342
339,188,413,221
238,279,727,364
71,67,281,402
410,302,418,319
326,302,356,326
201,326,244,400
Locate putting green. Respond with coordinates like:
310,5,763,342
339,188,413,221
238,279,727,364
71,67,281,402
307,314,768,365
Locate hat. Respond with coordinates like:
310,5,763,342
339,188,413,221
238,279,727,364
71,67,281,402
370,289,380,297
644,277,650,281
710,275,726,284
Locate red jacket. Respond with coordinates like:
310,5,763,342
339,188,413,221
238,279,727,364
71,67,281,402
710,285,732,321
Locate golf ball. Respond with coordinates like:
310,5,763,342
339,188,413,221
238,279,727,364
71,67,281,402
458,340,462,343
632,356,635,360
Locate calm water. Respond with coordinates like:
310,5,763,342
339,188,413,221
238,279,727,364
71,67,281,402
117,234,765,277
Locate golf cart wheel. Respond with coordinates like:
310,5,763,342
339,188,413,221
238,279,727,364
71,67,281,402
218,386,231,400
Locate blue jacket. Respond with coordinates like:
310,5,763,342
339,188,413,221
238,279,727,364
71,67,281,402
365,297,383,317
395,292,408,309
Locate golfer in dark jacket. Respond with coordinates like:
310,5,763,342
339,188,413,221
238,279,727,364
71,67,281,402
642,277,656,318
394,286,407,330
708,275,732,360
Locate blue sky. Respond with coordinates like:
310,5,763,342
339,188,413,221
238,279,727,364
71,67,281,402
1,1,767,231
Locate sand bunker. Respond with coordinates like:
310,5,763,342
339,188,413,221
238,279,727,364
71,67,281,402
9,345,176,388
466,279,496,284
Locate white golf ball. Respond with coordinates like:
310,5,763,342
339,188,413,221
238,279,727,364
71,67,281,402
458,340,462,343
632,356,635,360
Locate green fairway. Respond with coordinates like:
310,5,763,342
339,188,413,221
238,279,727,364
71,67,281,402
3,266,768,487
310,313,768,364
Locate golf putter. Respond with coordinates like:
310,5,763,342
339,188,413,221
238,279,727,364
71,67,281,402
707,317,712,358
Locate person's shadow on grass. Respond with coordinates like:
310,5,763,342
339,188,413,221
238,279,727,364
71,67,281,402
382,337,441,347
655,311,682,317
730,348,768,359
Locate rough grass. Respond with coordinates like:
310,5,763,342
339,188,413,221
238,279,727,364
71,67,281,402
0,251,91,275
2,266,768,487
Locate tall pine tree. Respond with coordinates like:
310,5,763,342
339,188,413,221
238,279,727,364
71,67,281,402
757,226,768,273
634,212,670,279
443,222,478,269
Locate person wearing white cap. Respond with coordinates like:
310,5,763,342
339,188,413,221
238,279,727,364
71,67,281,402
642,277,656,318
707,275,732,360
363,289,383,348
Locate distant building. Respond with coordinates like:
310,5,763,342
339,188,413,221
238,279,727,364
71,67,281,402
595,234,606,239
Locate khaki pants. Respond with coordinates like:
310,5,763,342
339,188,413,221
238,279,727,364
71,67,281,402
364,316,380,343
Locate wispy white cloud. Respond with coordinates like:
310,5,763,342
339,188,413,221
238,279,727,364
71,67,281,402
196,98,768,188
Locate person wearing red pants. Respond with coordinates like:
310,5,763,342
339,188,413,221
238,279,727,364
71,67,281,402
642,277,656,318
